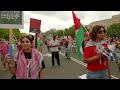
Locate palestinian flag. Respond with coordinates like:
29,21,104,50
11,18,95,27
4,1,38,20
72,11,85,60
12,38,16,47
37,33,42,48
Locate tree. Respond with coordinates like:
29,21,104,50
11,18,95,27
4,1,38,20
57,30,64,38
64,28,69,36
68,26,75,38
107,23,120,37
0,28,24,40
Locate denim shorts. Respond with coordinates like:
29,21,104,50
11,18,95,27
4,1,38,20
86,69,109,79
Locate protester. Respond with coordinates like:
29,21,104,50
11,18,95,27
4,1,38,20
37,38,43,53
83,25,111,79
66,38,72,59
72,38,76,53
63,38,68,57
49,35,60,66
8,35,44,79
0,43,2,60
0,38,9,71
84,32,90,46
45,39,50,52
108,38,118,62
17,39,22,52
82,32,90,52
29,34,45,78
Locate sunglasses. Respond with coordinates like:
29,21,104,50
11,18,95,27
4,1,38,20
98,30,106,34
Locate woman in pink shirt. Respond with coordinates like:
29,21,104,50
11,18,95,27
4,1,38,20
0,38,9,70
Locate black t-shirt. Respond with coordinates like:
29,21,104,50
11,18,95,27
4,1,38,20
24,52,45,69
24,52,31,59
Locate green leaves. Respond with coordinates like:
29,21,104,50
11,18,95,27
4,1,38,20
53,26,75,38
107,23,120,37
0,28,23,40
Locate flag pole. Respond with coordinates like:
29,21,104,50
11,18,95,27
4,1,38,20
82,24,89,34
9,28,13,58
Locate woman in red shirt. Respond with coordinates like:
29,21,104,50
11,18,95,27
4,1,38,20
83,25,111,79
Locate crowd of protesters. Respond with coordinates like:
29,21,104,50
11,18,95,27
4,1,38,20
0,24,120,79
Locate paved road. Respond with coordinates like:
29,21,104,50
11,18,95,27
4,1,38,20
0,46,120,79
43,46,120,79
42,46,86,79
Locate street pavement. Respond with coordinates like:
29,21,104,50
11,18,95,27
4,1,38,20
0,46,120,79
42,46,86,79
43,46,120,79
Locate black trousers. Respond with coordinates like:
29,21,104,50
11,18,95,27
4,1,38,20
51,52,60,66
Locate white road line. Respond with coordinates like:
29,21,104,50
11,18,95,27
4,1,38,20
43,54,52,57
59,52,119,79
59,52,87,66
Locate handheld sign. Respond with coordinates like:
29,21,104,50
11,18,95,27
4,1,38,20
29,18,41,33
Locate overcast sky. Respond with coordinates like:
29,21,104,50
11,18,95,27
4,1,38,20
20,11,120,34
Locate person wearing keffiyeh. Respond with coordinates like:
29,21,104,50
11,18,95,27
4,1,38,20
83,25,112,79
8,35,44,79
